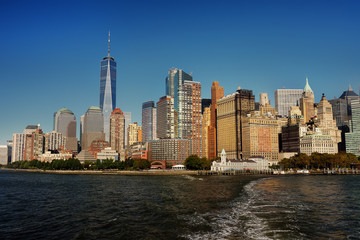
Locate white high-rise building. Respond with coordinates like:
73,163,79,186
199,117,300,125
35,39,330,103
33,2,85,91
275,89,303,117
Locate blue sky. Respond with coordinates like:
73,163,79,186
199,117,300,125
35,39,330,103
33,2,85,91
1,0,360,144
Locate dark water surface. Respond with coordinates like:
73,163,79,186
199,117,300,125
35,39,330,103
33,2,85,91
0,171,359,239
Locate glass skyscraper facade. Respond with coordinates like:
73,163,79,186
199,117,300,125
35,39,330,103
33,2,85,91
142,101,157,142
345,99,360,156
100,32,116,141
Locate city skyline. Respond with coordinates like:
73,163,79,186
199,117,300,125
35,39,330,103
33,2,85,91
1,0,360,144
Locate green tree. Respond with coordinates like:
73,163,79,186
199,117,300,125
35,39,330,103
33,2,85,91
185,155,202,170
133,159,150,169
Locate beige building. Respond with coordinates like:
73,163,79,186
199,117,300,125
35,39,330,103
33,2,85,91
242,114,280,164
127,122,142,146
315,94,341,153
300,77,315,123
45,131,65,151
202,107,211,159
110,108,125,161
217,88,255,159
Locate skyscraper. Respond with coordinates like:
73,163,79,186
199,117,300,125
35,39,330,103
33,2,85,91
82,106,105,150
157,95,175,139
54,107,77,152
315,94,341,153
300,77,315,122
217,88,255,159
165,68,193,111
110,108,125,161
124,112,131,147
178,80,202,156
275,89,303,117
100,32,116,141
345,99,360,156
142,101,157,142
209,81,224,160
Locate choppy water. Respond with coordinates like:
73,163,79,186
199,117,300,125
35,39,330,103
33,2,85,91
0,171,359,239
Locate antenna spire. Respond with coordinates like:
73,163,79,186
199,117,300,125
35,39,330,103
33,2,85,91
108,31,110,58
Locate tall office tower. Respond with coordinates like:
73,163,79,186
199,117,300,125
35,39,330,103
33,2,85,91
316,94,341,153
208,81,224,160
202,107,211,159
127,122,141,146
110,108,125,160
124,112,131,147
300,77,315,123
259,93,269,106
24,125,45,161
345,99,360,156
142,101,157,142
157,96,175,139
82,106,105,150
178,80,202,156
54,107,77,152
217,88,255,159
100,32,116,141
166,68,193,111
45,131,66,151
242,114,280,164
329,85,360,127
275,89,303,117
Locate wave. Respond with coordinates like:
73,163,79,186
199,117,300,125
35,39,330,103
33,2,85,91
181,178,273,240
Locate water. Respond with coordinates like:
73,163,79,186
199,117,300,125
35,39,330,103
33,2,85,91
0,171,359,239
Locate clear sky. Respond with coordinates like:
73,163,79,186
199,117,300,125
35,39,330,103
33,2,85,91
1,0,360,145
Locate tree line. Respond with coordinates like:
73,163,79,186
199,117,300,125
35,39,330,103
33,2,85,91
278,152,360,169
6,158,151,171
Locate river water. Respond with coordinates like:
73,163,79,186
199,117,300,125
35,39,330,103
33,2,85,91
0,171,359,239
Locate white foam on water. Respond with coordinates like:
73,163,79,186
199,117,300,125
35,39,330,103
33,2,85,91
181,178,274,240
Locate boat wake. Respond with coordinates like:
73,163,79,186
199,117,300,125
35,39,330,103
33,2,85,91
181,178,272,240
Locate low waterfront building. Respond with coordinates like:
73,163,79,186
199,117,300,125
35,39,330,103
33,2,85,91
39,151,73,162
300,134,336,155
97,147,119,161
211,149,269,172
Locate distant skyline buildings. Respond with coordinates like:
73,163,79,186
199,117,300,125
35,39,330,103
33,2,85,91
100,32,116,141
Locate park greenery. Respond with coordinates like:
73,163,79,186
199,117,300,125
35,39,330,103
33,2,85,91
6,158,152,171
184,154,211,170
279,152,360,169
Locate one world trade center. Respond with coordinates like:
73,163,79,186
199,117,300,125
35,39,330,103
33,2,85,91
100,32,116,141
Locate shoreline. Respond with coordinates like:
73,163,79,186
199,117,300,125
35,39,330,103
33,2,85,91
0,168,199,176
